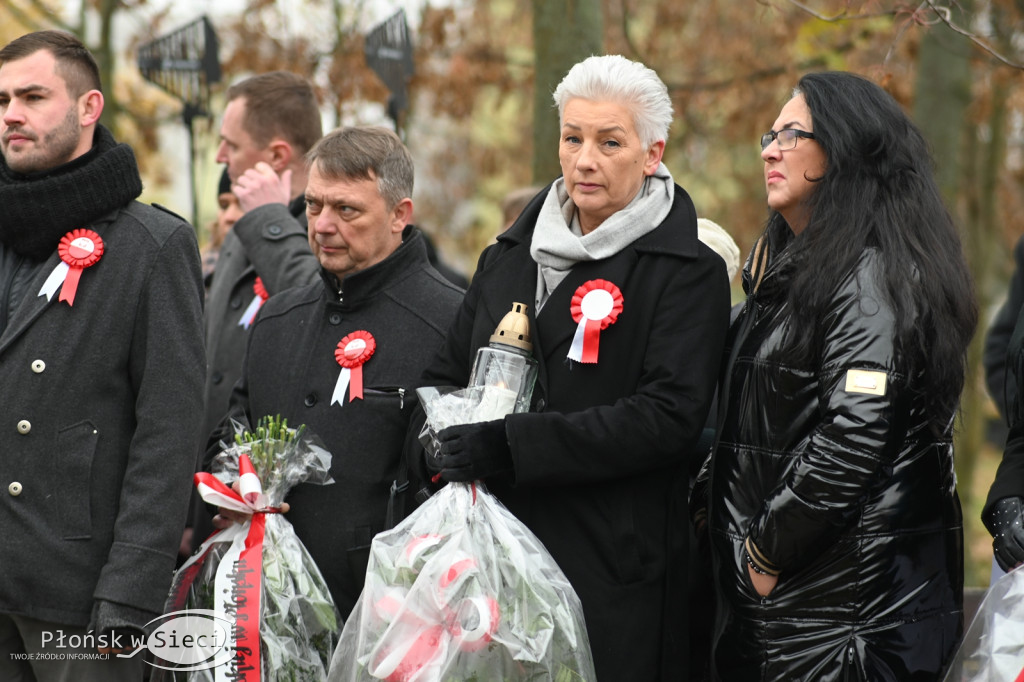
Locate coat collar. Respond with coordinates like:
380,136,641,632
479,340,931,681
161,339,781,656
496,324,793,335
319,225,430,308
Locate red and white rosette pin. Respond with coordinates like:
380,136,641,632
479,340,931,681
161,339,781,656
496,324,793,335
38,229,104,306
332,330,376,405
238,277,269,329
568,279,624,364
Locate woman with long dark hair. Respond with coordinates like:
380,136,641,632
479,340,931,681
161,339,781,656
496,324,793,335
696,71,977,680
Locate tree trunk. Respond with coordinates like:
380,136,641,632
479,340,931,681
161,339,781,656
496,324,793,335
530,0,602,184
96,0,120,132
913,0,989,585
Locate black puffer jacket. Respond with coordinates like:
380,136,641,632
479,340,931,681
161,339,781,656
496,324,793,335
706,242,963,681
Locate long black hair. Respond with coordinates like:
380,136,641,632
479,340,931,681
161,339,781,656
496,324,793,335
764,71,977,414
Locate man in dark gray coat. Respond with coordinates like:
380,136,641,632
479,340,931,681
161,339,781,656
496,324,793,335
207,126,463,618
187,72,324,555
0,31,205,680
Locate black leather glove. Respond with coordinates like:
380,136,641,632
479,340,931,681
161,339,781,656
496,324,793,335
436,419,513,482
984,495,1024,572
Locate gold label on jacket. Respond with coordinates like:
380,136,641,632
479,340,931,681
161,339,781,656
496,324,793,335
844,369,887,396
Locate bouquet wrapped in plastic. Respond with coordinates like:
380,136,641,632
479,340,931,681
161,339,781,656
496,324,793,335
328,388,596,682
943,566,1024,681
157,416,341,681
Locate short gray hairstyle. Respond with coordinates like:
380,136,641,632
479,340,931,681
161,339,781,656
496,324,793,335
305,126,413,208
552,54,673,148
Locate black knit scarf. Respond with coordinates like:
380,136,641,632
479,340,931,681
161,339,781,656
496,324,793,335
0,125,143,260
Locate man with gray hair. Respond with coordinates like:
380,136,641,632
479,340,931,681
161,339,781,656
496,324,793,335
206,126,463,617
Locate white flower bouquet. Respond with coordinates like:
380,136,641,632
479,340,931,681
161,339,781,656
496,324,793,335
328,390,595,682
157,416,341,681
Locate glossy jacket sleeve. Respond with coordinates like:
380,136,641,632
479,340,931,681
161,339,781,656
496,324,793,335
985,312,1024,515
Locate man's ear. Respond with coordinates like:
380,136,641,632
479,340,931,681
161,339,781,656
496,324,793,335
391,198,414,234
79,90,103,127
267,139,293,172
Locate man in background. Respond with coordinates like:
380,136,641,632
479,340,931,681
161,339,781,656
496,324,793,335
189,71,324,553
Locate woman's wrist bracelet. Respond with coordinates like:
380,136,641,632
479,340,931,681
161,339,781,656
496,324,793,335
744,549,770,575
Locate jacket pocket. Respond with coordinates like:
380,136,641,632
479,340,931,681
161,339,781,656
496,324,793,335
362,387,407,410
56,421,97,540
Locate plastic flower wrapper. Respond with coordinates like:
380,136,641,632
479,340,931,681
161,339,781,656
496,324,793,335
415,385,522,470
155,415,341,681
943,565,1024,681
329,390,596,682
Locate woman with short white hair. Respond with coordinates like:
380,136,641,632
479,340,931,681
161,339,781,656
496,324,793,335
416,54,732,680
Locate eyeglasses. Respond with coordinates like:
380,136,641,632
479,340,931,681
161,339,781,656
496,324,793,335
760,129,815,151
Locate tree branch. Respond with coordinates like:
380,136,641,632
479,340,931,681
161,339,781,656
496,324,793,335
777,0,1024,70
923,0,1024,69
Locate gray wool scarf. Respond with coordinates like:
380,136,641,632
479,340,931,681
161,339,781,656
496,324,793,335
530,162,674,310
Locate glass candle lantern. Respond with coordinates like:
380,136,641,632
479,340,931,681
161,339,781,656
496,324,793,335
467,302,539,419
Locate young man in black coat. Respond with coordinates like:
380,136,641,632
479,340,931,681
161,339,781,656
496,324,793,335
0,31,205,681
207,126,463,618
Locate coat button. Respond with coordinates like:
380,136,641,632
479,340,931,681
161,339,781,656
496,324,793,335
304,393,317,407
329,313,342,325
536,398,546,412
8,482,22,496
211,371,223,385
268,225,283,236
230,296,242,310
31,359,45,373
16,420,31,435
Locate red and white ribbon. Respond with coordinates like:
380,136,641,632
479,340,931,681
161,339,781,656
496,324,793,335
568,279,624,363
450,596,500,652
367,547,501,680
238,277,269,329
333,330,376,405
39,229,104,306
237,453,266,508
190,454,279,682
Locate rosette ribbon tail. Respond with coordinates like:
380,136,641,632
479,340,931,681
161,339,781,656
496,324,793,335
332,367,351,406
38,262,70,301
58,266,85,306
238,296,263,329
568,317,603,364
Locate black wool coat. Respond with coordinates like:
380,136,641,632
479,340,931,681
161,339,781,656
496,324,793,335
418,186,730,681
209,229,464,618
0,202,205,627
